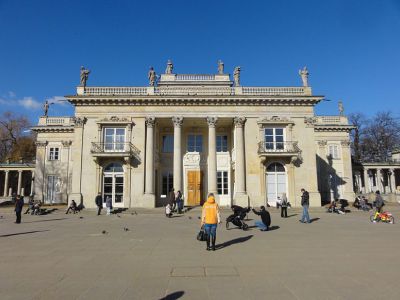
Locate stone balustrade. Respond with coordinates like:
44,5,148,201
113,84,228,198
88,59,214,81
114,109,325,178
80,86,312,96
175,74,215,81
38,117,75,126
315,116,348,125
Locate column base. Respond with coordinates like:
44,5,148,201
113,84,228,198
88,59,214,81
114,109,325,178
233,193,249,207
142,193,156,208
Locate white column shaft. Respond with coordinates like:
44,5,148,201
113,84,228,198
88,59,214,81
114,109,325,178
173,125,182,192
145,120,154,194
3,171,9,197
17,171,23,195
235,125,246,194
30,171,35,196
207,119,217,194
390,169,396,193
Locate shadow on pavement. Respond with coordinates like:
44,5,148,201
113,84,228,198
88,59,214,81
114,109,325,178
286,214,298,218
216,235,253,249
159,291,184,300
23,218,68,223
0,230,50,237
310,217,320,223
112,208,128,214
170,215,184,218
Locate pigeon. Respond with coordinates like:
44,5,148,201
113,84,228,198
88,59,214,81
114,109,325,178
188,216,192,220
79,216,83,219
0,216,3,219
123,227,129,231
197,216,201,219
117,214,121,218
102,230,108,234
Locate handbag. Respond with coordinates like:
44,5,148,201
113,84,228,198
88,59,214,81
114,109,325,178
196,226,208,241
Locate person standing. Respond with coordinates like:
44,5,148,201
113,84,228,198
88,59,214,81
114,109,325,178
168,188,176,212
201,193,221,251
175,190,183,214
105,196,112,215
252,206,271,231
300,188,310,223
281,193,288,218
14,195,24,224
95,193,103,215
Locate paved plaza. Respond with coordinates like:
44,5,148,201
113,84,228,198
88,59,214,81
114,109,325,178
1,204,400,300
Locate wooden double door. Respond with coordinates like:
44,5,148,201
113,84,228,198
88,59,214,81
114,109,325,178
187,170,203,206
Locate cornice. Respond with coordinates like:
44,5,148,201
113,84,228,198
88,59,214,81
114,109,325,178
65,95,323,107
31,126,75,133
314,125,355,132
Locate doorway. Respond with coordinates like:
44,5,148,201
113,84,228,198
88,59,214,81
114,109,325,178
266,162,287,207
187,170,202,206
103,163,124,208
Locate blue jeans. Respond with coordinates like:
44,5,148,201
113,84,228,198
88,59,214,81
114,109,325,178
301,205,310,223
204,224,217,237
255,220,268,230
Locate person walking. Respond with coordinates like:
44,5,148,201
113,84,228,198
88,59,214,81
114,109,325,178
201,193,221,251
14,195,24,224
374,190,384,213
176,190,183,214
105,196,112,215
95,193,103,215
252,206,271,231
281,193,288,218
300,188,310,223
168,188,176,212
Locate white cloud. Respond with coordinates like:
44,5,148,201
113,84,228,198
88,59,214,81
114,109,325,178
17,97,42,109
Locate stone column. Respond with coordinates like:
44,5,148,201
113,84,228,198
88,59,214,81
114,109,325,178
3,170,9,197
390,168,396,193
376,168,382,192
363,169,369,193
145,117,156,195
17,170,23,196
172,116,183,192
233,116,248,205
30,171,35,196
207,117,218,195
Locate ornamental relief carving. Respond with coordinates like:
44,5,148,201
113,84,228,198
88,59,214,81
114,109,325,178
35,141,48,148
183,153,206,166
73,117,87,127
340,140,351,147
233,116,246,127
304,117,317,127
317,140,327,147
145,116,156,128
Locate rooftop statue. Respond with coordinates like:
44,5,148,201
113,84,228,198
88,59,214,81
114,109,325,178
218,60,224,74
233,66,241,86
338,100,344,116
43,100,49,116
80,66,90,87
148,67,156,86
299,66,309,87
165,59,173,74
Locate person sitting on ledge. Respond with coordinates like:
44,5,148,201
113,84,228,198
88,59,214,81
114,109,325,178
252,206,271,231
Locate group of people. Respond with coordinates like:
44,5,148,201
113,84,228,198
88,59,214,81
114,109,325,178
165,189,184,217
198,188,312,251
353,191,384,212
95,193,113,215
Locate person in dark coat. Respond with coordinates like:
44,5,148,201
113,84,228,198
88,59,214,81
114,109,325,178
252,206,271,231
95,193,103,215
374,190,384,213
168,188,176,211
300,188,310,223
15,195,24,224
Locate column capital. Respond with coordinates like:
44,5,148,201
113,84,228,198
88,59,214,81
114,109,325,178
73,117,87,127
172,116,183,128
35,141,48,148
340,140,351,147
233,116,246,128
206,116,218,128
317,140,327,147
145,116,156,128
62,140,72,147
18,170,23,173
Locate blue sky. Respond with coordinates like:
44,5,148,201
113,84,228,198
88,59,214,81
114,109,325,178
1,0,400,123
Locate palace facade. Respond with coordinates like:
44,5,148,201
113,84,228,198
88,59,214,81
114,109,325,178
32,63,355,208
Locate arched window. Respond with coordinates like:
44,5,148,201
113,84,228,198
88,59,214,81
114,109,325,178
104,162,123,173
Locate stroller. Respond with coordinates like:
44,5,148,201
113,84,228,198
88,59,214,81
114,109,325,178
226,205,251,230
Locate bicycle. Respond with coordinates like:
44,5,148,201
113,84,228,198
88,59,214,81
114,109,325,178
370,209,394,224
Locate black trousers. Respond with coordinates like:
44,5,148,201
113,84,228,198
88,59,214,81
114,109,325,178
281,207,287,218
97,206,102,215
15,211,22,223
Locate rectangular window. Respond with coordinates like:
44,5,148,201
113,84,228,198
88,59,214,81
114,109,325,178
217,171,229,195
104,128,126,151
216,135,228,152
328,144,340,159
187,135,203,152
162,135,174,153
264,128,284,150
48,147,60,160
162,172,173,196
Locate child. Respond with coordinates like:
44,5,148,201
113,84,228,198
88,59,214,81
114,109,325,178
105,196,112,215
165,203,172,218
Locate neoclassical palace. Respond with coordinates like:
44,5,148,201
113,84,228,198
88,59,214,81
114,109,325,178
31,62,356,208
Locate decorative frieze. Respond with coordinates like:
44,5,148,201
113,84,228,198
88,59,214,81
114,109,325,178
304,117,317,127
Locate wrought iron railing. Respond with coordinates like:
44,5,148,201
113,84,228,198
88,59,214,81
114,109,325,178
258,141,300,154
90,142,141,161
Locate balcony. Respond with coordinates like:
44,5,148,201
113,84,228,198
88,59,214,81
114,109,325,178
258,141,301,157
91,142,141,162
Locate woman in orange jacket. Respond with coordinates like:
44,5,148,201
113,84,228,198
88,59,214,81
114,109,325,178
201,193,221,251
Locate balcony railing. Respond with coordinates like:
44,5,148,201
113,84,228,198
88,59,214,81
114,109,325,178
258,141,300,154
91,142,141,161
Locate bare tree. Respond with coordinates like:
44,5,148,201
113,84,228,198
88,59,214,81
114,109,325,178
360,111,400,162
0,112,36,162
348,112,366,162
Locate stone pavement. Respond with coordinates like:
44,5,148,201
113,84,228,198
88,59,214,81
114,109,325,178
0,205,400,300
